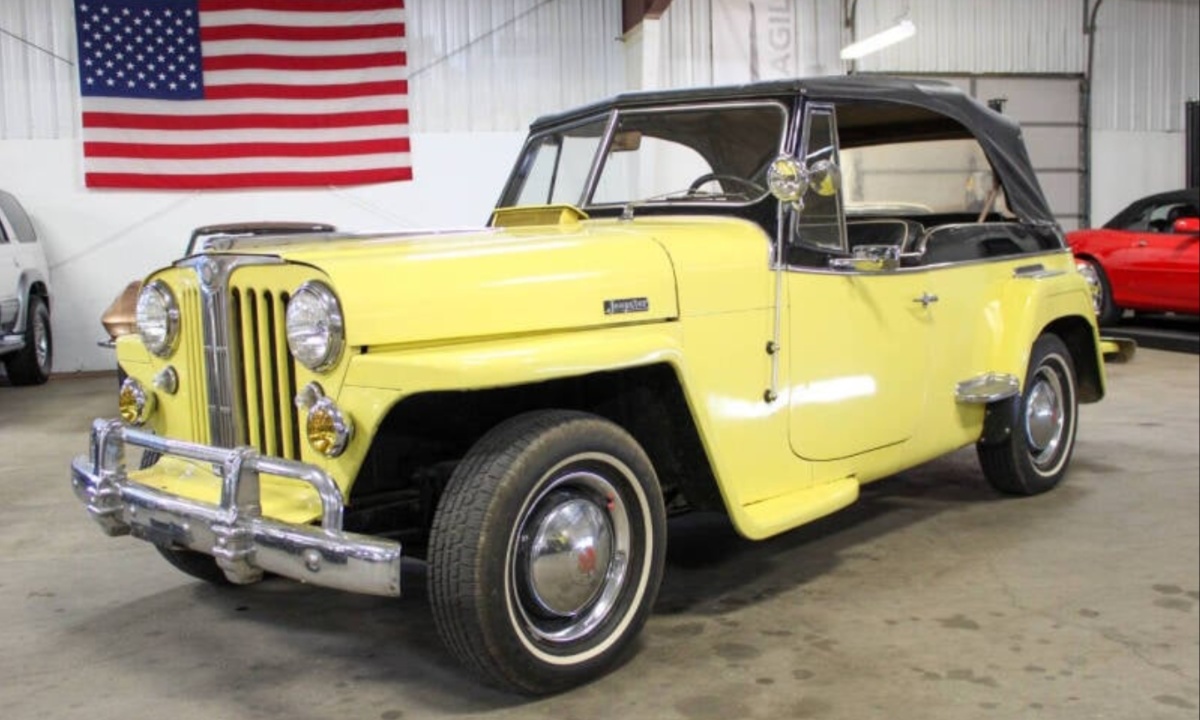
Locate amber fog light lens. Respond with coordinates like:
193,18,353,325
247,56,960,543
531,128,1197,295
118,378,156,426
305,397,353,457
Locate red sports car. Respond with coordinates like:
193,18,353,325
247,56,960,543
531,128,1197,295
1068,188,1200,325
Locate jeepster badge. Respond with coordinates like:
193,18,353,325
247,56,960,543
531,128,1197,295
604,297,649,315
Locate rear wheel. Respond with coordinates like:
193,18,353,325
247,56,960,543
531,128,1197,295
3,296,51,385
428,410,666,695
978,334,1078,495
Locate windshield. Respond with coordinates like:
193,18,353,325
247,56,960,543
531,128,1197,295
507,103,787,208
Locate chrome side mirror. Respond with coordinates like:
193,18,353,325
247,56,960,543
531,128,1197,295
767,155,842,206
808,159,841,198
767,155,809,206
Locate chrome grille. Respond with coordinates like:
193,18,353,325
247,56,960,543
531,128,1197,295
230,283,301,460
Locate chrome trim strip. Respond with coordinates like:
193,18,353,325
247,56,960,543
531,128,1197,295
783,248,1074,275
175,254,282,448
70,419,402,597
955,372,1021,404
579,110,619,207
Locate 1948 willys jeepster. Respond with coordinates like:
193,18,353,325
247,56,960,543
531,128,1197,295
71,76,1105,694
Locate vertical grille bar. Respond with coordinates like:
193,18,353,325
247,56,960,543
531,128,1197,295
255,291,280,457
240,290,264,452
274,291,300,459
180,283,209,444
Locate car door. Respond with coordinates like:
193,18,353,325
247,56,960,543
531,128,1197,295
1103,199,1199,311
0,212,20,332
1125,204,1200,312
785,105,932,462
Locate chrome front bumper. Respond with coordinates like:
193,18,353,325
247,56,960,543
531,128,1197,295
70,418,402,597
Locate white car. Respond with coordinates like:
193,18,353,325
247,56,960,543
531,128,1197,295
0,190,52,385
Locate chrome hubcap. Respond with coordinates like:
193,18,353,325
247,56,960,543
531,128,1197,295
527,495,613,616
33,311,49,370
1077,263,1103,315
1024,366,1065,467
512,466,631,646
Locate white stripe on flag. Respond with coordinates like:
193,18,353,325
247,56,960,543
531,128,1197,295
199,9,406,28
201,37,407,57
86,152,413,175
85,125,408,145
202,65,406,86
82,95,407,116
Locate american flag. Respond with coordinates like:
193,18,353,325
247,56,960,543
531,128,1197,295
74,0,410,190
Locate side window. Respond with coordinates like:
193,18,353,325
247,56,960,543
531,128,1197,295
512,122,607,206
0,219,9,244
0,192,36,244
1148,202,1199,232
788,107,844,261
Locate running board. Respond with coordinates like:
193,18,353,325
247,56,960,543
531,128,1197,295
955,372,1020,404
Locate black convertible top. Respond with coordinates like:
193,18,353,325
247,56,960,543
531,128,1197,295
1103,188,1200,229
529,75,1056,226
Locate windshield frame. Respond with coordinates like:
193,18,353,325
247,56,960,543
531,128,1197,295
498,100,790,211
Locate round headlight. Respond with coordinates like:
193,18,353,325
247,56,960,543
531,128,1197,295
286,281,344,372
136,280,179,357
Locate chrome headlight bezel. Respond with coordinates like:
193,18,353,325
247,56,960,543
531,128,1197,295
286,281,345,372
135,280,180,358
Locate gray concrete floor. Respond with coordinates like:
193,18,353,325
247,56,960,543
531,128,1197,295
1,350,1197,720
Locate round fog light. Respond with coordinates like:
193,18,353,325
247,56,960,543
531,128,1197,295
305,397,353,457
119,378,157,426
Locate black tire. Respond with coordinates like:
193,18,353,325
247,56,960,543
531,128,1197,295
3,296,51,385
978,334,1079,495
154,545,234,586
1082,259,1121,326
140,447,230,585
428,410,666,695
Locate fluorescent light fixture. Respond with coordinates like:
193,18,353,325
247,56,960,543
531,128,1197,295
840,19,916,60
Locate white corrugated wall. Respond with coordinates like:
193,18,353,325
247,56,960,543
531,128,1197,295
408,0,625,131
849,0,1198,133
0,0,626,139
653,0,844,89
0,0,76,139
1091,0,1199,132
850,0,1086,75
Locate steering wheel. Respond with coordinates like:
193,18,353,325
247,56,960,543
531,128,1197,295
687,173,766,199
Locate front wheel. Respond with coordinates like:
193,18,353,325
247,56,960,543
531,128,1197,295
3,296,51,385
978,334,1079,495
428,410,666,695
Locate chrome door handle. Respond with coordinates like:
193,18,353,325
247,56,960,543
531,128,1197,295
1137,239,1149,247
913,292,939,308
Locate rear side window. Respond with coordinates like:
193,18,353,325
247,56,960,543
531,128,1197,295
0,191,37,243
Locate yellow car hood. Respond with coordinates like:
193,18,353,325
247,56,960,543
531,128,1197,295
258,223,679,347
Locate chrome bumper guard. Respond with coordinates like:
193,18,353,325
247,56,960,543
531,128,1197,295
70,418,402,597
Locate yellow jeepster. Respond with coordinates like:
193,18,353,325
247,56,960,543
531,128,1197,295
71,76,1104,694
